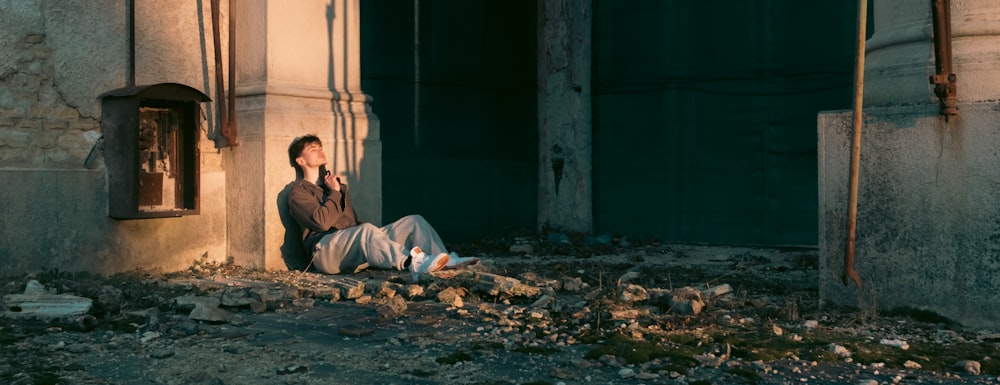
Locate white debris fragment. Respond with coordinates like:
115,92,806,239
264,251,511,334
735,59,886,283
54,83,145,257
3,280,93,318
618,271,641,284
903,360,922,369
803,320,819,329
828,343,851,358
701,283,732,298
140,331,161,343
879,338,909,350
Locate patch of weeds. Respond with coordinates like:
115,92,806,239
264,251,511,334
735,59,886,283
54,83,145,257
808,347,843,363
435,351,473,365
666,332,702,346
870,342,999,374
584,334,686,365
709,328,841,363
846,343,899,366
511,345,560,355
519,381,554,385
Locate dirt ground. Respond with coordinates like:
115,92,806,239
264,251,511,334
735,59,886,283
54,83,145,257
2,234,999,385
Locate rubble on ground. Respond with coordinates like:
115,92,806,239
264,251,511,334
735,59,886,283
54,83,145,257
0,234,997,384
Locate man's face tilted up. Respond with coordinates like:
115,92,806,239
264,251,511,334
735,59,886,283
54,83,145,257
295,142,326,171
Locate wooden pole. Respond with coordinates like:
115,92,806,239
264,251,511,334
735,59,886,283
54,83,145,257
844,0,867,288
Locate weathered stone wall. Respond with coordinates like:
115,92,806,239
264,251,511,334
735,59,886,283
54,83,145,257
818,0,1000,328
819,105,1000,328
0,0,228,275
0,3,103,167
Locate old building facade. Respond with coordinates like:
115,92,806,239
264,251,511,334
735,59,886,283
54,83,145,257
3,1,994,326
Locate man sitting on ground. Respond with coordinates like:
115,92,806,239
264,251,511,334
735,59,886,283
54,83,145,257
286,134,477,280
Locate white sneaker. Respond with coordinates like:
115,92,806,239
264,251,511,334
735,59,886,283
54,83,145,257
444,252,479,269
409,247,449,281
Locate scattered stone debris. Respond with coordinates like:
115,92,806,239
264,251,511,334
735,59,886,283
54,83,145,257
376,295,407,318
428,269,541,297
0,240,997,384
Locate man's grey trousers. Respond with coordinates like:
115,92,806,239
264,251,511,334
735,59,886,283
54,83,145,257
310,214,448,274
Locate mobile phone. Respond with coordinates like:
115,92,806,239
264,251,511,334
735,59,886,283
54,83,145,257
318,165,329,185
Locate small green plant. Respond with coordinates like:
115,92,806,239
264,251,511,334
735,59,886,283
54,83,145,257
584,333,697,365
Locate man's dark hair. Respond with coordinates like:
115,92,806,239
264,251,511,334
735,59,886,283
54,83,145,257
288,134,322,175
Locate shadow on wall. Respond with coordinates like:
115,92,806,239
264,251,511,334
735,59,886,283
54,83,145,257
277,182,309,271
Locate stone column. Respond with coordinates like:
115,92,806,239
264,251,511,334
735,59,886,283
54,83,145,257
818,0,1000,327
537,0,593,233
227,0,381,270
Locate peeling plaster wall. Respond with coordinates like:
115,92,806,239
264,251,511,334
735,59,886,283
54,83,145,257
819,105,1000,328
0,0,228,275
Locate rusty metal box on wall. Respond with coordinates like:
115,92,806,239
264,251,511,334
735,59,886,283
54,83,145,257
99,83,210,219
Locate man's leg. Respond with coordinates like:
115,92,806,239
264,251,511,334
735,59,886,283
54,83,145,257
312,223,408,273
312,227,370,274
346,223,411,270
382,214,449,255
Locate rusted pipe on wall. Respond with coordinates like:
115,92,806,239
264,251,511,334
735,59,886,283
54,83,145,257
225,0,237,145
210,0,239,148
930,0,958,121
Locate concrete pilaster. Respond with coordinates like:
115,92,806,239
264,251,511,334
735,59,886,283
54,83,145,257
227,0,380,270
537,0,593,233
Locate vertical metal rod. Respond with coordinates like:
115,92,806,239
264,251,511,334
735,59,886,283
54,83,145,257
844,0,867,288
127,0,135,88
